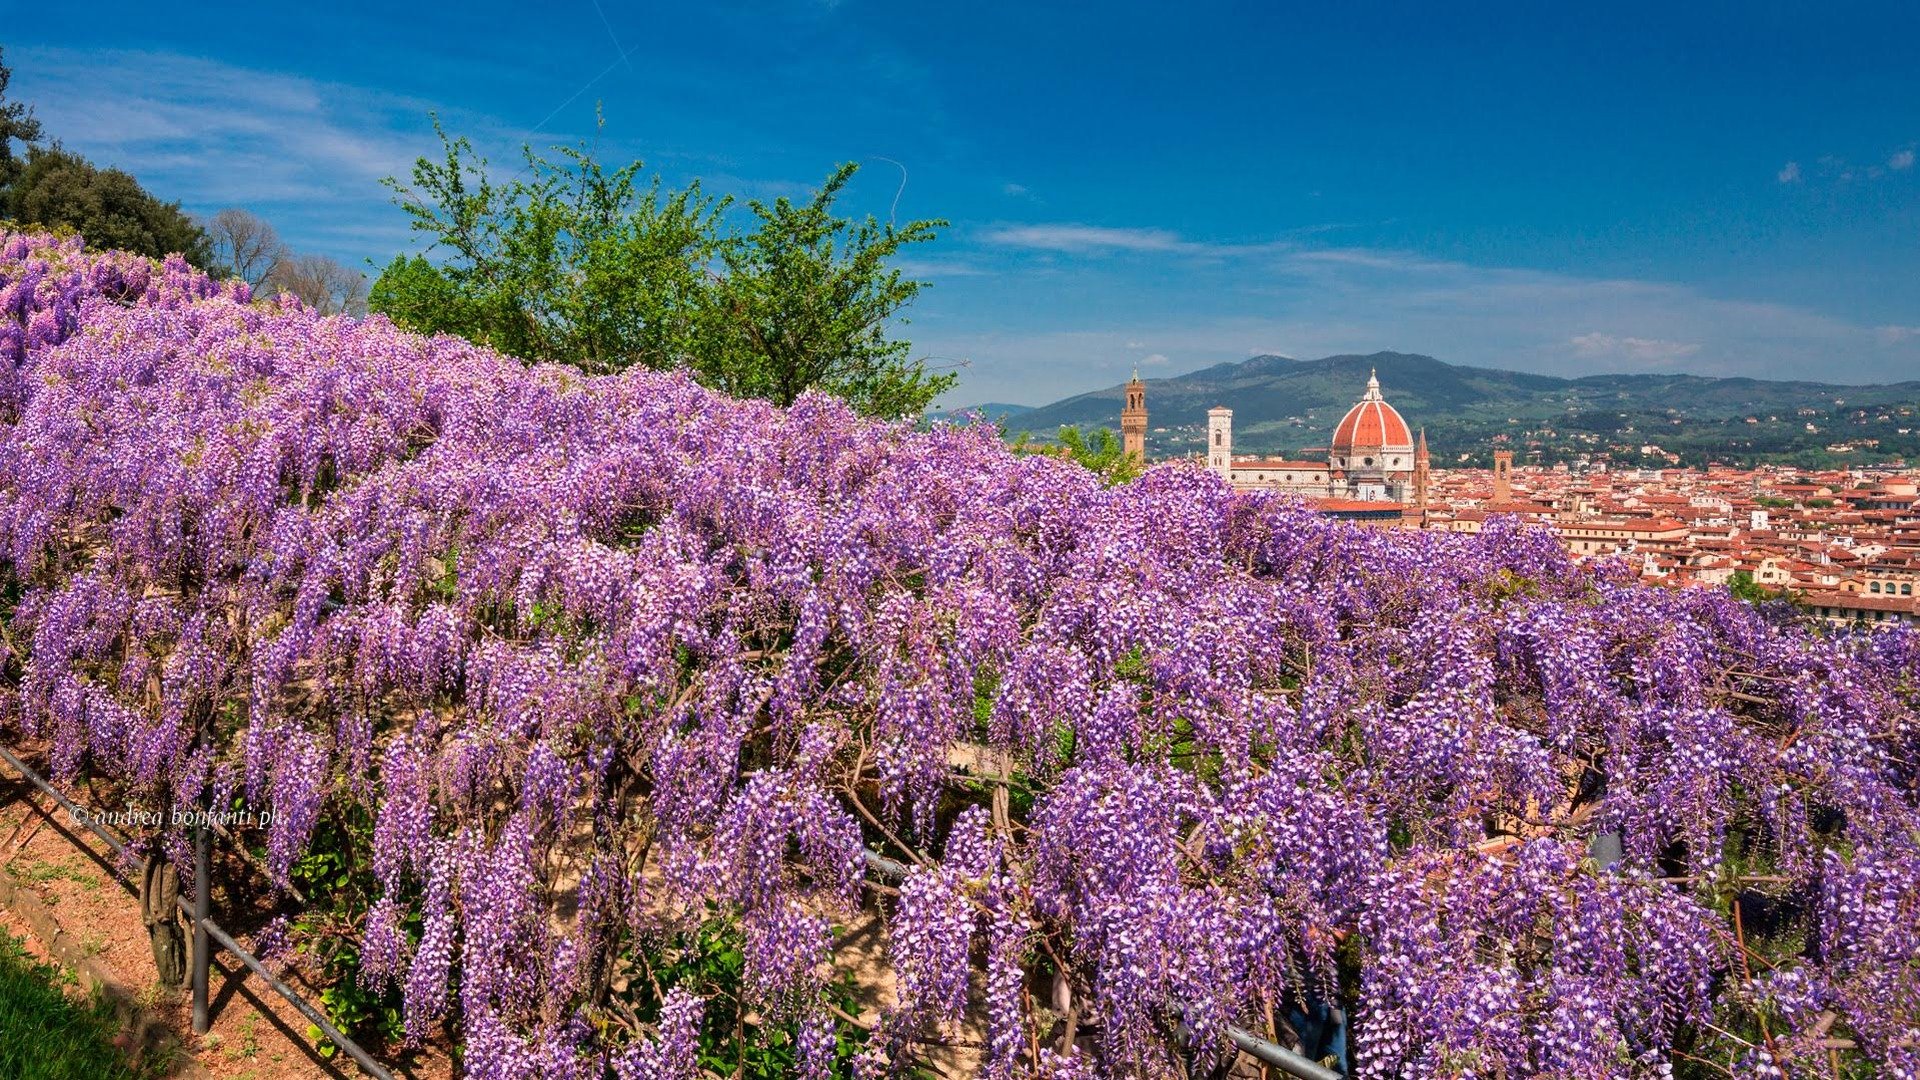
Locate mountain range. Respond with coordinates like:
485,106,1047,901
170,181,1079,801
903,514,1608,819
984,352,1920,468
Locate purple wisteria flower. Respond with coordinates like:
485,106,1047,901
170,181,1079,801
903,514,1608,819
0,227,1913,1078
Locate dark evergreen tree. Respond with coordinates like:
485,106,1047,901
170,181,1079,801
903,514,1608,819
3,146,212,267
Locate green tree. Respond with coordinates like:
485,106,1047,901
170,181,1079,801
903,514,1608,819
366,254,474,338
2,145,211,266
695,163,950,417
1728,570,1801,608
380,122,723,374
375,122,951,417
1009,425,1143,486
0,48,43,191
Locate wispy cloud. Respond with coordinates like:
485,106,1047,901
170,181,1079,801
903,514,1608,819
27,50,426,193
1878,325,1920,345
981,223,1202,253
1139,352,1170,366
892,257,991,279
1778,144,1916,186
8,46,491,262
1568,332,1701,363
1286,247,1459,274
980,222,1298,262
8,44,842,268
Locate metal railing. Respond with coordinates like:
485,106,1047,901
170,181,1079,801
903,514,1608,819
0,743,1347,1080
0,743,393,1080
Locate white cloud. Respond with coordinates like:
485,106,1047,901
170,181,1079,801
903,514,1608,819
14,47,437,205
1002,182,1029,197
6,46,819,268
1568,332,1702,363
892,257,990,279
5,46,507,267
1139,353,1170,366
981,223,1201,253
1287,247,1459,274
1878,325,1920,345
1782,147,1918,185
980,223,1297,263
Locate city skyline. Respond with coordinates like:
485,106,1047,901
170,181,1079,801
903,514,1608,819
7,2,1919,406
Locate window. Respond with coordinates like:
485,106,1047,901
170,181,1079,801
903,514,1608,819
1871,581,1882,593
1905,584,1914,595
1213,432,1221,446
1363,456,1374,467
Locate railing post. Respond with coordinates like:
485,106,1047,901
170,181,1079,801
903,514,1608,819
192,814,211,1035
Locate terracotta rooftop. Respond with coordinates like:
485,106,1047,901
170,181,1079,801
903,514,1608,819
1330,372,1413,450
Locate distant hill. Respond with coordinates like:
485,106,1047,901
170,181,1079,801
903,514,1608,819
996,351,1920,468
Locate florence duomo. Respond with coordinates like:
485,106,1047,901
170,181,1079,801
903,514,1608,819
1147,369,1430,506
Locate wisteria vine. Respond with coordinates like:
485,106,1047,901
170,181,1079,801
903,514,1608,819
0,229,1916,1079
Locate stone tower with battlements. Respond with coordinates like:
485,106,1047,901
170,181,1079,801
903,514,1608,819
1413,429,1431,512
1122,370,1147,462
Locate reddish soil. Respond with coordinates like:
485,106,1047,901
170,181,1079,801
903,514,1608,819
0,769,453,1080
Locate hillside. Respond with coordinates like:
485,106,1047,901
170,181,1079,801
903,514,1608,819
998,351,1920,467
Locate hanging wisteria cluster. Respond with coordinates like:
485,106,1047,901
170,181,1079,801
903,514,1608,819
0,228,1916,1079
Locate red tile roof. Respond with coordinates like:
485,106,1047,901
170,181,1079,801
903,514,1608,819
1330,373,1413,451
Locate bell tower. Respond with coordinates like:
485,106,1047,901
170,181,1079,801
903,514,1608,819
1493,449,1513,504
1121,369,1147,462
1208,406,1233,481
1413,429,1431,514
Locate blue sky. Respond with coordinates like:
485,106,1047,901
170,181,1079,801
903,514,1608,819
9,1,1919,405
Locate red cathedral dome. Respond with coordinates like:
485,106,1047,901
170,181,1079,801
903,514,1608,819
1330,370,1413,451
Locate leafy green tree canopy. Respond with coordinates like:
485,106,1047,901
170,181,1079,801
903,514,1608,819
367,254,472,338
1728,569,1802,609
375,121,952,418
2,146,211,267
695,163,948,417
0,48,43,190
1009,425,1144,486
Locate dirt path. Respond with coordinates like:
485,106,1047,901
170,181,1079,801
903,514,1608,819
0,770,451,1080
